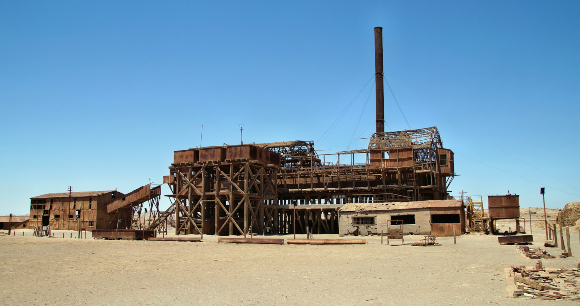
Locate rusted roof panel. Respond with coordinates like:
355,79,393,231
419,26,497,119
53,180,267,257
0,216,29,223
31,190,116,199
340,200,462,212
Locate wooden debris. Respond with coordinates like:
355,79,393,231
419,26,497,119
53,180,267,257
518,246,555,259
508,266,580,301
218,238,284,245
287,239,366,245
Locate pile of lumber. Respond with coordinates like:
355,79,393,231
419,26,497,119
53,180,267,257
509,266,580,301
518,246,555,259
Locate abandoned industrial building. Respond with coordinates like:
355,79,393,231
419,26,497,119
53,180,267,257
338,200,464,237
25,27,465,238
29,190,124,230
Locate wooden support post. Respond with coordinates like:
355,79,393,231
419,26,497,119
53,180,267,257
381,230,383,244
293,205,296,239
560,224,566,251
453,225,456,244
175,173,180,236
566,226,572,257
306,210,310,239
229,164,234,236
552,224,558,247
330,210,335,234
243,164,249,237
317,210,321,234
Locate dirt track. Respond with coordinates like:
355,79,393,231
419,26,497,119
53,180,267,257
1,226,579,305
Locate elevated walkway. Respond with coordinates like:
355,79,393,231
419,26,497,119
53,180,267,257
107,184,161,213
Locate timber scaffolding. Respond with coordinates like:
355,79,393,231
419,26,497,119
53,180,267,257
160,27,456,236
162,126,455,236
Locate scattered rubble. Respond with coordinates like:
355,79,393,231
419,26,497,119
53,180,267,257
518,246,555,259
508,265,580,301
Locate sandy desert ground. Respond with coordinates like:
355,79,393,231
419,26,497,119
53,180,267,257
1,212,579,305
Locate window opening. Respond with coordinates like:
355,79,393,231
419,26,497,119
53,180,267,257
431,214,460,223
391,214,415,225
353,216,375,225
440,154,448,166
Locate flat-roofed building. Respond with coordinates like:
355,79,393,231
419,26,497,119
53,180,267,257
339,200,465,237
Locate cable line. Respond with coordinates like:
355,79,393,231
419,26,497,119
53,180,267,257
346,81,374,150
318,75,374,145
387,78,580,194
384,77,411,129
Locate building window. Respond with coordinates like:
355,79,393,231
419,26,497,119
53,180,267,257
76,210,81,219
440,154,448,166
68,215,74,220
353,216,375,225
88,221,94,227
54,215,60,220
89,198,92,209
391,214,415,225
431,214,460,224
32,215,38,219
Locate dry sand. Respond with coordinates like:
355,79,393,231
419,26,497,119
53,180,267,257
1,215,579,305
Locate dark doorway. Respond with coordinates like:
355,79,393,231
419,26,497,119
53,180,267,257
42,215,50,226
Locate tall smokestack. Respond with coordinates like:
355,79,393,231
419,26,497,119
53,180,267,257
374,27,385,134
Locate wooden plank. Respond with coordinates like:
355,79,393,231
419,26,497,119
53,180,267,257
218,237,284,245
498,235,533,245
148,237,202,242
515,276,545,291
287,239,366,245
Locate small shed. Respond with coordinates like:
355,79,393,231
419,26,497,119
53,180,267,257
0,216,29,230
339,200,464,237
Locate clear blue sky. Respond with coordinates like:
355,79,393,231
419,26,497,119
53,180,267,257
1,1,578,215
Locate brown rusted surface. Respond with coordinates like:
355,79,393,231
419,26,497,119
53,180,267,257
374,26,384,134
218,238,284,244
226,145,257,160
174,149,198,164
437,148,454,174
148,237,202,242
92,229,155,240
287,239,366,245
431,223,457,237
498,235,533,245
106,184,161,214
489,194,520,219
199,147,227,162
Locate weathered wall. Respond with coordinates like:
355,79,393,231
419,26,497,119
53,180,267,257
339,209,432,237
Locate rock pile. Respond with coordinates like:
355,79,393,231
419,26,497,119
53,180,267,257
557,202,580,227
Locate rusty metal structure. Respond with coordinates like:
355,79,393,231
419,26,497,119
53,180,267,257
488,194,522,234
159,27,457,236
163,145,280,236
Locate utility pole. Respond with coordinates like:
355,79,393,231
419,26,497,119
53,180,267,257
68,186,72,230
541,187,547,240
240,124,244,145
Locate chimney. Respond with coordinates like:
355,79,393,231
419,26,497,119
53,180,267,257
374,27,385,134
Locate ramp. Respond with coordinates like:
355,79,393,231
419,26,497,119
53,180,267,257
107,184,161,213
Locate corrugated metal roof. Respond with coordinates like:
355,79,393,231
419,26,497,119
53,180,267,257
339,200,462,213
31,190,116,199
0,216,29,223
